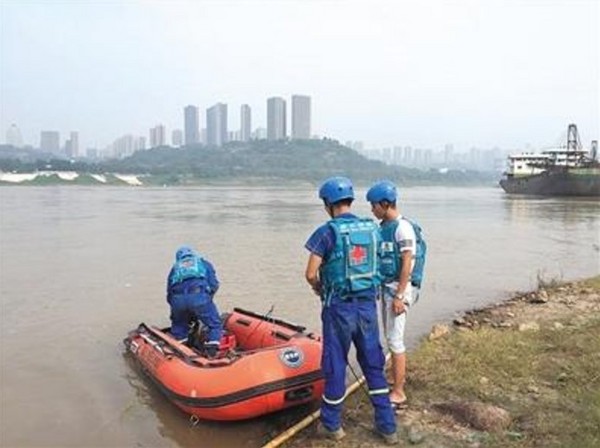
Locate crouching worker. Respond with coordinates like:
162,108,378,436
167,245,222,358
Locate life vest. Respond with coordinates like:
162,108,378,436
169,255,208,287
320,217,380,298
378,217,427,288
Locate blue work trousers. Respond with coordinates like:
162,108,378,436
169,294,222,343
320,299,396,435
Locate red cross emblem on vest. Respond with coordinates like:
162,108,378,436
349,245,367,265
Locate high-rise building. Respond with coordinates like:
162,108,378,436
184,105,199,145
424,149,433,166
469,147,481,169
414,148,423,166
65,131,79,158
291,95,311,139
444,144,454,165
40,131,60,153
113,135,136,158
206,103,228,147
6,124,23,147
382,147,392,164
253,127,267,140
267,97,286,140
172,129,183,147
393,146,402,165
149,124,166,148
240,104,251,142
403,146,413,165
136,137,146,151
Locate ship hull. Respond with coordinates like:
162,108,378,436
500,168,600,197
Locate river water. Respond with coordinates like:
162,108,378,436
1,185,598,447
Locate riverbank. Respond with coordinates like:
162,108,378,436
0,170,496,188
282,276,600,447
0,170,143,185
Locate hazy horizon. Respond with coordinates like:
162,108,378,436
1,0,598,152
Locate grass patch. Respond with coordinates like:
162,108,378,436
408,316,600,447
581,276,600,290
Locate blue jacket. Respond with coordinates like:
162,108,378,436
166,257,219,302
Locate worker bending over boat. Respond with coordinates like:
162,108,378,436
166,245,222,357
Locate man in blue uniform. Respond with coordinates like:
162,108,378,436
166,245,222,357
304,176,397,444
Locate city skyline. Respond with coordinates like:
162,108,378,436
4,88,595,158
7,93,312,156
1,1,598,152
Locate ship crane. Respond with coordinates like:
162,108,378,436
566,123,582,150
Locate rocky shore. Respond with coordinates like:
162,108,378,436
281,276,600,447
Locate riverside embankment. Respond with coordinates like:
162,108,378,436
282,276,600,448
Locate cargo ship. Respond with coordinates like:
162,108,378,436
499,124,600,197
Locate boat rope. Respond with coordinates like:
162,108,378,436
189,414,200,426
347,359,371,401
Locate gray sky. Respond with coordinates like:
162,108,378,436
1,0,598,152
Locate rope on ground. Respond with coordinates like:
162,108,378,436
261,353,391,448
260,377,366,448
260,408,321,448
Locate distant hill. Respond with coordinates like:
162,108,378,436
103,139,495,185
0,140,496,186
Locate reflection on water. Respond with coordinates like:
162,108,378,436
1,186,598,447
503,195,600,226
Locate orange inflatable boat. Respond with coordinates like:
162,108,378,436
124,308,324,421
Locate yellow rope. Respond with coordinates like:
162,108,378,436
261,353,390,448
261,376,366,448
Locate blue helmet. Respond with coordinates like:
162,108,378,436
319,176,354,205
366,180,398,203
175,245,196,261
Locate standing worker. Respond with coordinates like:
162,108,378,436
166,245,222,357
304,176,398,444
367,180,425,411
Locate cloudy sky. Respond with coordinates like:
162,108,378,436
1,0,598,151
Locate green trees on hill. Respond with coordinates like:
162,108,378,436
102,139,493,185
0,140,496,185
105,139,396,180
